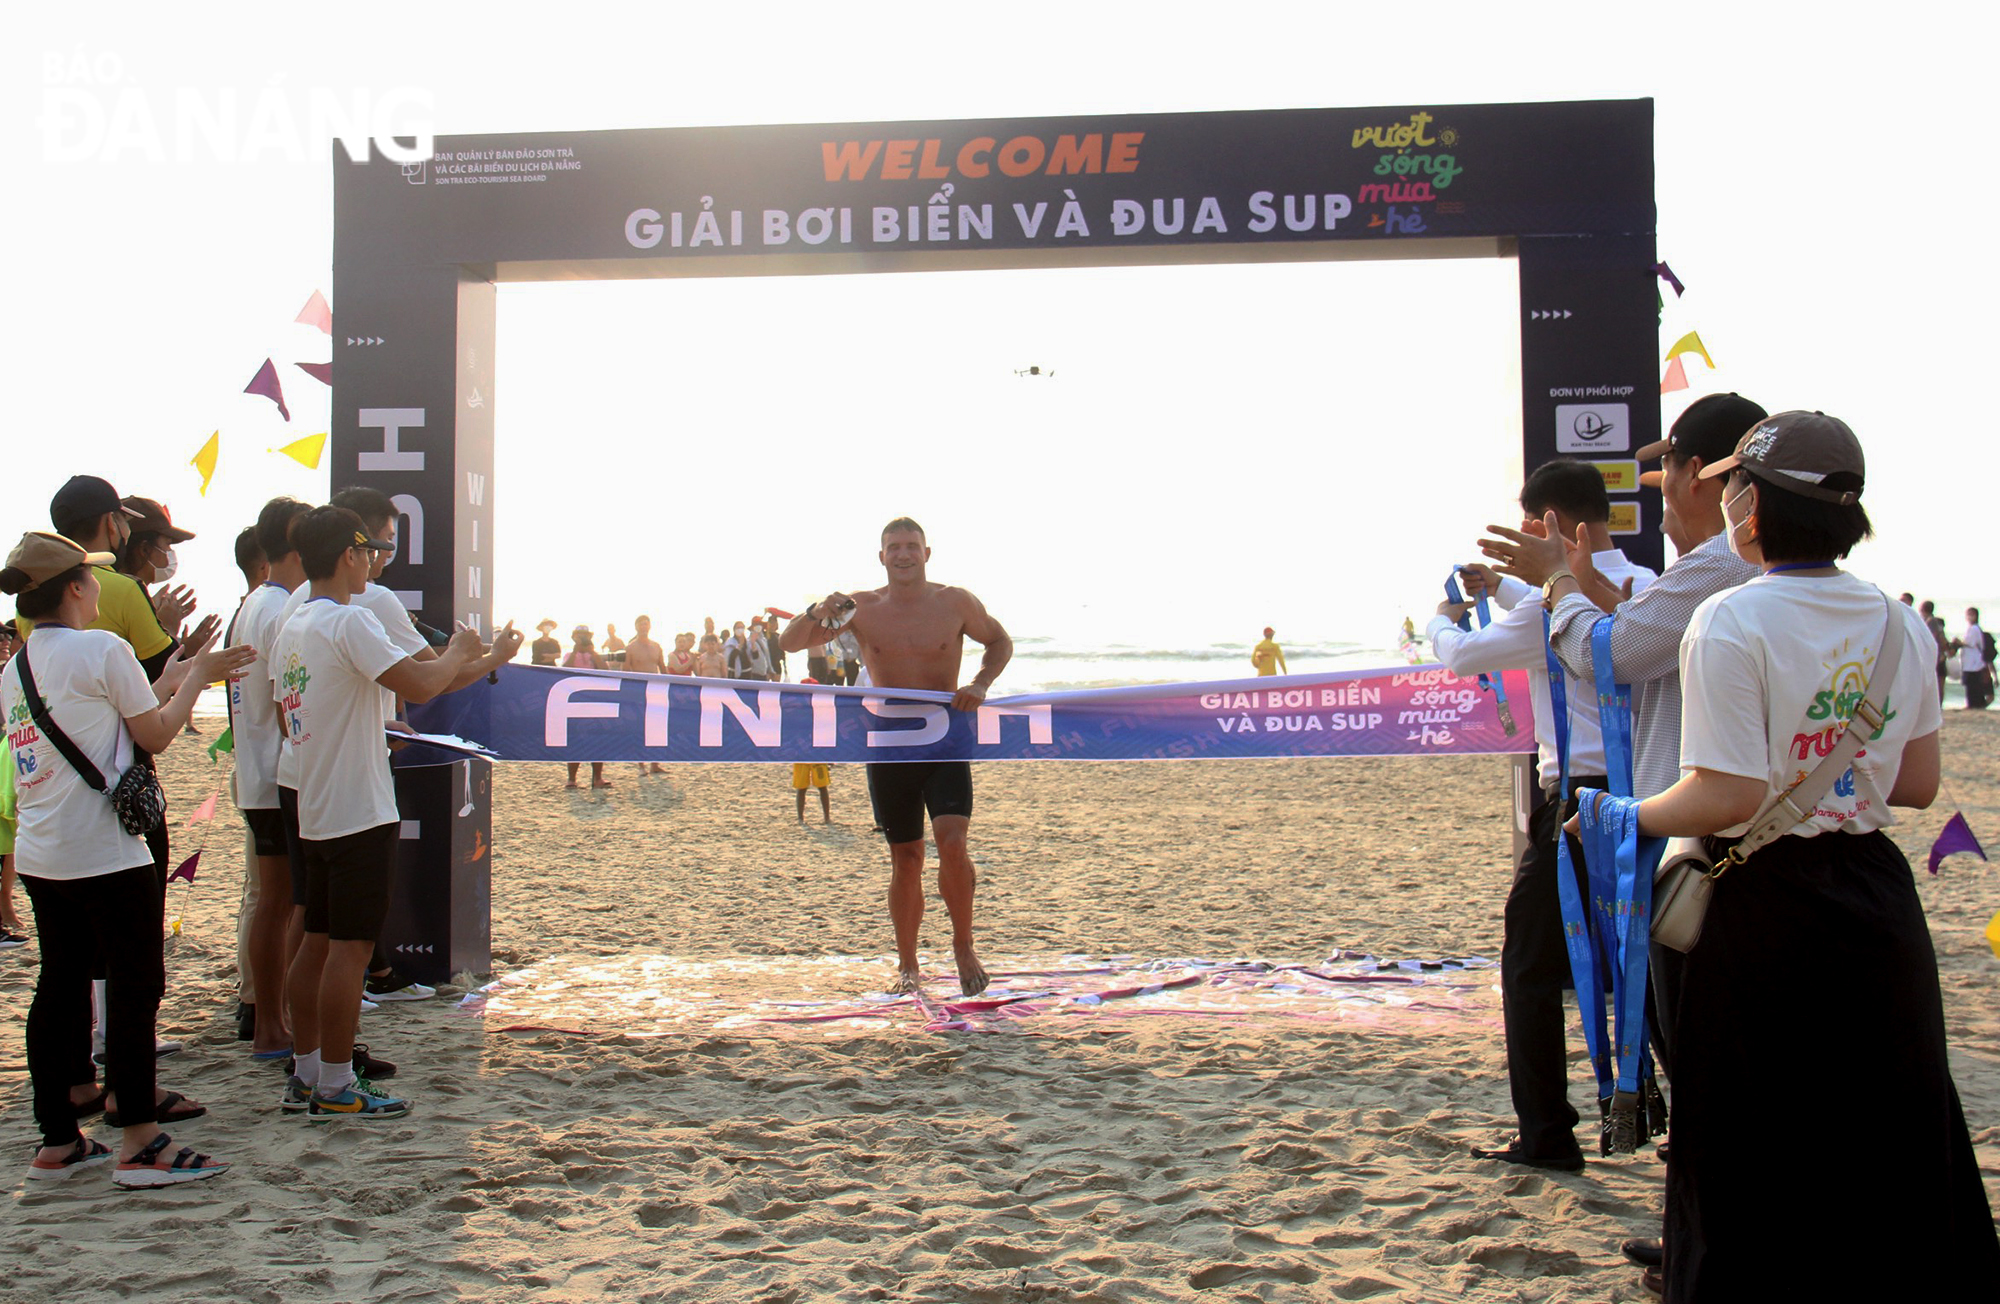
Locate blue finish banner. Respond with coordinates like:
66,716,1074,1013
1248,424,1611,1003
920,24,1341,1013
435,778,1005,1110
404,663,1537,764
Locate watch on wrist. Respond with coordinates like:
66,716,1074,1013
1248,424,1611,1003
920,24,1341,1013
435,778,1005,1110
1541,570,1575,607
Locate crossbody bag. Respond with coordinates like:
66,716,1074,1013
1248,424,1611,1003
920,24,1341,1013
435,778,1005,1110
13,648,167,837
1652,594,1903,952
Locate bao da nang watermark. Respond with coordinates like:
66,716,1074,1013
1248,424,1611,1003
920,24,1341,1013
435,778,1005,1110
38,50,434,165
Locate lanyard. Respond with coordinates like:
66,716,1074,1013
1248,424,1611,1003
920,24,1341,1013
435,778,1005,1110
1766,561,1834,574
1590,618,1633,797
1568,616,1667,1144
1445,569,1516,735
1545,613,1611,1096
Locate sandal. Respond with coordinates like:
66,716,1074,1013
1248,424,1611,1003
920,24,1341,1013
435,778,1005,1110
71,1088,108,1121
112,1133,229,1189
105,1090,207,1129
25,1137,113,1183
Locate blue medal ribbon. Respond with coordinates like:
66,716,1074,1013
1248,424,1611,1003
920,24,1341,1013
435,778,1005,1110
1545,614,1611,1095
1445,569,1515,735
1573,618,1666,1146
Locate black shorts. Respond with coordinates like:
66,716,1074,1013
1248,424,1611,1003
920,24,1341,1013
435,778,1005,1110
277,787,309,908
865,762,973,844
299,822,400,942
242,806,287,859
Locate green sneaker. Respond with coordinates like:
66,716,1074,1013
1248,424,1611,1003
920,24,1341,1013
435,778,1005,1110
307,1076,411,1121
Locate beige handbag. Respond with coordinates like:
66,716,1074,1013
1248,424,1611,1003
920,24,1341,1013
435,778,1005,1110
1651,596,1903,953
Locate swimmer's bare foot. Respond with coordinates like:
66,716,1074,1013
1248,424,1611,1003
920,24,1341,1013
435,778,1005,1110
592,780,614,789
953,941,990,997
563,781,580,789
892,966,923,994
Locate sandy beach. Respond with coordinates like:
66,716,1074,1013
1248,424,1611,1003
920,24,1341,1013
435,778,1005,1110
5,712,1997,1302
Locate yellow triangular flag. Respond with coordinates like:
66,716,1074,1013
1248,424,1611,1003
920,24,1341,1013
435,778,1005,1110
1666,330,1715,369
275,432,327,470
190,431,220,496
1986,906,2000,959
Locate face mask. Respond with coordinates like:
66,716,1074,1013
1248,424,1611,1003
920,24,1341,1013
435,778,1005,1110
1722,485,1755,560
153,547,179,582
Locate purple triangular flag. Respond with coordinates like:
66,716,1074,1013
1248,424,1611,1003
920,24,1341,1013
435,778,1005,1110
295,360,332,386
1651,261,1685,298
244,358,290,421
1927,812,1987,876
168,850,202,885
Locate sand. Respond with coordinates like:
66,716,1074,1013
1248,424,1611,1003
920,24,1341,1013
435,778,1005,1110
4,713,1998,1302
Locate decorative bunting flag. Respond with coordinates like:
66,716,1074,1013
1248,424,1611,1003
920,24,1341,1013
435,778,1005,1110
1660,356,1689,395
167,851,201,885
190,431,220,496
275,432,327,469
1651,261,1685,297
206,725,234,762
245,358,290,421
295,360,332,386
295,290,332,335
1665,331,1714,369
185,790,219,828
1926,811,1987,875
1988,908,2000,960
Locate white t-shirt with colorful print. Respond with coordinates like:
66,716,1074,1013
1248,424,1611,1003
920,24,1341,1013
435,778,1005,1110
1679,571,1943,838
270,598,407,841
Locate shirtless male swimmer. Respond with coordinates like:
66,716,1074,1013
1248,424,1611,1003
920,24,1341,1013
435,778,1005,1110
780,517,1012,997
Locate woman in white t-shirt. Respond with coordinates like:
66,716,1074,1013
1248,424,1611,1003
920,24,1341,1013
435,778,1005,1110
1620,415,1999,1297
2,532,252,1188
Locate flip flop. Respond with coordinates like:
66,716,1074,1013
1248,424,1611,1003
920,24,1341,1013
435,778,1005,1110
105,1090,207,1129
250,1046,294,1061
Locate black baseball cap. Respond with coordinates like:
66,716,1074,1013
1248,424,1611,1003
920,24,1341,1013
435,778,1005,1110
1635,393,1768,465
1634,393,1768,487
49,475,144,531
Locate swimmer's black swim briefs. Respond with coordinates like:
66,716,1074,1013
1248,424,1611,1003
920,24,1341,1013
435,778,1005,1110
865,761,974,843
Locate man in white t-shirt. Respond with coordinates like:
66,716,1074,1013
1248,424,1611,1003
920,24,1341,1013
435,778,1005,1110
272,506,517,1120
1956,607,1991,710
1434,460,1658,1174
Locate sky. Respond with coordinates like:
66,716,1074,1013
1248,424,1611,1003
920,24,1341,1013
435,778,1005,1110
6,4,1994,654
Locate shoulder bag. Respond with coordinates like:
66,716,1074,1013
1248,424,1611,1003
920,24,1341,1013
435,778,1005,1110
1652,593,1903,952
13,648,167,837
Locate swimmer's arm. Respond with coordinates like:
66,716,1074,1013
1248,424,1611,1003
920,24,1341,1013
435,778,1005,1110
953,590,1012,710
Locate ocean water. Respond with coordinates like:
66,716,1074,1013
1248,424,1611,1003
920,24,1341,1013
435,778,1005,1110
980,633,1418,696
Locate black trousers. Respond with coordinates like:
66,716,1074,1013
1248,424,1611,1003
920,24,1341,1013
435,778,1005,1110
22,865,164,1148
1965,667,1993,710
1663,832,2000,1299
1500,775,1602,1161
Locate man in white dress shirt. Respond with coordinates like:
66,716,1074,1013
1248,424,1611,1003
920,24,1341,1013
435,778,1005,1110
1431,459,1657,1173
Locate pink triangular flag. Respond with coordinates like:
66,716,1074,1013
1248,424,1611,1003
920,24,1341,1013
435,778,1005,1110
168,851,201,885
245,359,290,421
1660,355,1689,395
295,290,332,335
295,360,332,386
185,790,219,828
